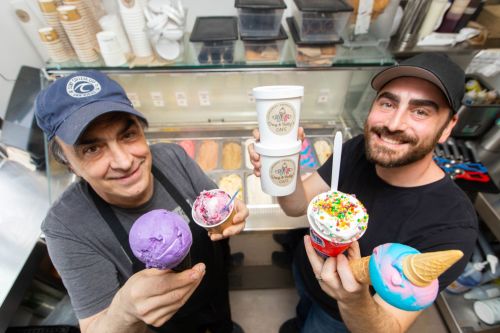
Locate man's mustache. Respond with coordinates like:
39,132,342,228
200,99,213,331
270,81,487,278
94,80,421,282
370,126,418,145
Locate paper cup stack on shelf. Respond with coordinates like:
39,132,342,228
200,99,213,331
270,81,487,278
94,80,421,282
57,5,100,63
37,0,75,58
144,0,187,63
96,31,127,66
253,85,304,196
10,0,50,62
99,14,132,55
62,0,100,48
38,27,73,63
118,0,153,58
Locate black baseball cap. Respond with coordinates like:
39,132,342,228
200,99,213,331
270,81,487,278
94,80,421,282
35,70,147,145
371,53,465,113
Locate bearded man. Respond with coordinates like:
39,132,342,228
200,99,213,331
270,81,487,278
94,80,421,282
249,53,478,333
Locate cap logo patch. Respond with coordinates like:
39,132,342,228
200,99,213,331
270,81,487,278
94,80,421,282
66,76,102,98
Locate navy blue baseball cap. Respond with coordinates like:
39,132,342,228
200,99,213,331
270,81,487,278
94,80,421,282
371,53,465,113
35,70,147,145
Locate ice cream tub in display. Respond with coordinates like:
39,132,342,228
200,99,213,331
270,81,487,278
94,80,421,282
222,141,243,170
192,189,236,234
253,85,304,146
217,173,245,202
307,190,368,257
196,140,220,172
254,140,301,196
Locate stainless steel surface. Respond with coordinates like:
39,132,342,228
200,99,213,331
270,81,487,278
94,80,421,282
479,121,500,152
475,192,500,241
437,292,500,333
0,160,49,331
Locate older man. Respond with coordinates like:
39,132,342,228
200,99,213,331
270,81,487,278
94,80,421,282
35,71,247,333
250,53,478,333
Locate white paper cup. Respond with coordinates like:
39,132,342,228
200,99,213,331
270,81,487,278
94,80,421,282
254,140,301,196
253,85,303,146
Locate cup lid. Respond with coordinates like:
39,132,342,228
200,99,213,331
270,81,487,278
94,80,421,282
255,140,301,156
286,17,343,46
474,301,496,325
240,25,288,41
190,16,238,42
253,85,304,99
235,0,286,9
293,0,353,12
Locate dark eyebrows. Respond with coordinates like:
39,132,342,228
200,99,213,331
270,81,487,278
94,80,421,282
377,91,400,103
377,91,440,112
408,99,439,112
76,117,137,146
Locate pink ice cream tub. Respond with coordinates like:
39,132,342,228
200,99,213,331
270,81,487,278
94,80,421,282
192,189,236,234
307,191,368,257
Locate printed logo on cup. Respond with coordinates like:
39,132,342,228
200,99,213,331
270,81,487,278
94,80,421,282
270,159,296,186
16,10,30,23
121,0,135,8
266,103,296,136
310,229,325,247
66,76,102,98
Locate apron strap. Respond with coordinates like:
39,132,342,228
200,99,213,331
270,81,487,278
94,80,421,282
88,185,144,272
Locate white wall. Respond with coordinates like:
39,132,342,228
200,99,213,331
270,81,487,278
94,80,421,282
0,1,44,120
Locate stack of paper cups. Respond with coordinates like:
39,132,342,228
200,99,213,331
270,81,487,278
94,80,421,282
118,0,152,57
58,5,99,63
63,0,100,47
39,27,73,62
37,0,75,57
253,85,304,196
99,14,131,54
10,0,50,61
97,31,127,66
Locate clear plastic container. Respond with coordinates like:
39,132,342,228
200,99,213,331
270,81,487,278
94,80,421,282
189,16,239,65
287,17,340,68
235,0,286,37
292,0,353,42
342,0,401,48
241,26,288,64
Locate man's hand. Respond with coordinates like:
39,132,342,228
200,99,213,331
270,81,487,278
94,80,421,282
248,128,305,177
304,236,369,303
109,263,206,328
209,199,248,241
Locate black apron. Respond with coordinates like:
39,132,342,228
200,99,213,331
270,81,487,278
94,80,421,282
89,163,232,333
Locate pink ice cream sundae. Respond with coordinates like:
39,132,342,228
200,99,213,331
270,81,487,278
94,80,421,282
192,189,234,226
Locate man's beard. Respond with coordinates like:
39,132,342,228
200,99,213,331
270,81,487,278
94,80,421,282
364,124,442,168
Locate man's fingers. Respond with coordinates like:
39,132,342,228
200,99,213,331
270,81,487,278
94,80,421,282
139,273,203,326
347,241,361,260
335,254,360,292
298,127,305,141
232,200,249,224
144,263,205,296
252,128,260,140
304,235,325,279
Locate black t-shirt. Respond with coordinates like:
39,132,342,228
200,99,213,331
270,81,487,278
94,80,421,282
296,135,478,320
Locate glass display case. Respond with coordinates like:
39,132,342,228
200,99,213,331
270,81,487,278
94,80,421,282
43,64,382,231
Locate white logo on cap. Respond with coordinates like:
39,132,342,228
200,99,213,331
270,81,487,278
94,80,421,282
66,76,101,98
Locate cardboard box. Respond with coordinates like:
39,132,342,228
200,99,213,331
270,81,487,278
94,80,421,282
476,5,500,38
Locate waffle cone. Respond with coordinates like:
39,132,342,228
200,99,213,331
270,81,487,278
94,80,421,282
402,250,463,287
350,256,371,285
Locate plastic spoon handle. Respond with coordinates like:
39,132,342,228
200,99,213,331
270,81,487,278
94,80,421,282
224,189,240,211
331,131,343,191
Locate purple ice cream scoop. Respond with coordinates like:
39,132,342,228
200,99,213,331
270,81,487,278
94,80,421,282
129,209,193,270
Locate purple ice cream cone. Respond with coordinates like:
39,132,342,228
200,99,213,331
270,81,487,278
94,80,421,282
129,209,192,270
